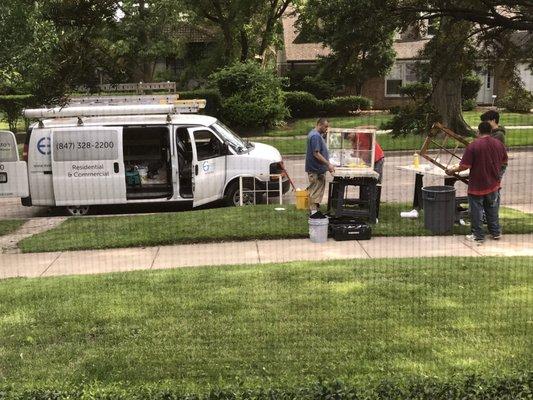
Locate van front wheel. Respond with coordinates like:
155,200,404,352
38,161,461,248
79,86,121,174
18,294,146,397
65,205,90,216
224,181,263,207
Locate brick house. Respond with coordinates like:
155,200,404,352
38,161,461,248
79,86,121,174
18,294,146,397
278,9,533,109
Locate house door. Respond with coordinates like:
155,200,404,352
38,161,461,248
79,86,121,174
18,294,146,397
476,68,495,105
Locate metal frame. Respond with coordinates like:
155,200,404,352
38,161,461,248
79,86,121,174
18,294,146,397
420,122,470,184
238,174,283,206
327,128,376,170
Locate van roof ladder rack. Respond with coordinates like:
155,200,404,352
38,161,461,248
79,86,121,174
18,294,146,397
67,94,182,106
23,100,206,119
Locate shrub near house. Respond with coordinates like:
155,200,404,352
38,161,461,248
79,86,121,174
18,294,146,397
209,62,288,129
285,91,372,118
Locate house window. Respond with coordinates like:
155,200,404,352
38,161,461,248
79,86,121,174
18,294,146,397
426,18,438,37
385,62,419,97
386,64,403,96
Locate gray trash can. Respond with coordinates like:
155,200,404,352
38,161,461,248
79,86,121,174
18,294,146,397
422,186,456,234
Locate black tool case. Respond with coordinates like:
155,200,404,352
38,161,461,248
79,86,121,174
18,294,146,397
328,218,372,241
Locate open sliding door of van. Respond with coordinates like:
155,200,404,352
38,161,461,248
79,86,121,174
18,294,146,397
0,131,29,198
50,127,126,206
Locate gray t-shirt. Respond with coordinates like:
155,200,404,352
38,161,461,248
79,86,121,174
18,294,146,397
305,129,329,174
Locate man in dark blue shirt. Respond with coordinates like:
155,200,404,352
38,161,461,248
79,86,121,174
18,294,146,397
305,118,335,217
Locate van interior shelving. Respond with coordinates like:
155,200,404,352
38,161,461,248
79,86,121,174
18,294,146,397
123,126,173,199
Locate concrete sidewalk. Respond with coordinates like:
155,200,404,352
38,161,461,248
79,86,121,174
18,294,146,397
1,234,532,280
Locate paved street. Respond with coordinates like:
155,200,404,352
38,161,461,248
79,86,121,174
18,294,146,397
283,149,533,211
1,149,532,219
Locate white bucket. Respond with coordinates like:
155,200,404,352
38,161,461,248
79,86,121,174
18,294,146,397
308,217,329,243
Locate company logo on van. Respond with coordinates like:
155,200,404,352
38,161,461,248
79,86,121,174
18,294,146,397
37,137,51,155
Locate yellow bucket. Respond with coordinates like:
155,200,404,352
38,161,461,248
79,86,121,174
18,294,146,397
295,189,309,210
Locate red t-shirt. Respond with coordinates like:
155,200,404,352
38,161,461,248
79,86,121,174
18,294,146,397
354,133,385,162
460,136,508,195
374,142,384,162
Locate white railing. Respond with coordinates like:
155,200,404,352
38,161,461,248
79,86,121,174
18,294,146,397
238,174,284,206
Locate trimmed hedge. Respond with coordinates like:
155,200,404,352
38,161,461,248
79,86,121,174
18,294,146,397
285,91,321,118
294,76,336,100
323,96,372,116
498,82,533,113
399,82,432,101
462,74,482,101
1,375,531,400
178,89,222,117
284,92,372,118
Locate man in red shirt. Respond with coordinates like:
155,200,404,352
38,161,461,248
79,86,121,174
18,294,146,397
446,121,508,243
348,128,385,222
349,128,385,182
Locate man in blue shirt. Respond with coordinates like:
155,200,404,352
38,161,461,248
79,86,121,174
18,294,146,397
305,118,335,217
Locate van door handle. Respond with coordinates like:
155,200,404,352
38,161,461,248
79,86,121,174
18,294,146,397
114,162,119,173
195,165,198,175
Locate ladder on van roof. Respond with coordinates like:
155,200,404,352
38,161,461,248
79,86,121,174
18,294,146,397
22,95,206,119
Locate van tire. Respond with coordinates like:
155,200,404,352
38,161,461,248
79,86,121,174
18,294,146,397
224,181,263,207
65,205,90,216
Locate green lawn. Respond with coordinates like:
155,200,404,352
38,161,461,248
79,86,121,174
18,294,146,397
265,114,394,137
0,219,24,236
18,204,533,253
264,111,533,138
0,257,531,391
260,128,533,155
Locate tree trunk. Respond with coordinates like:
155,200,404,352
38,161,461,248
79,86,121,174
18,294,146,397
239,29,249,62
355,81,363,96
431,76,470,135
427,18,473,136
222,26,235,62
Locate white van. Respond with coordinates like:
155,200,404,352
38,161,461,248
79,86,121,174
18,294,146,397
0,98,289,215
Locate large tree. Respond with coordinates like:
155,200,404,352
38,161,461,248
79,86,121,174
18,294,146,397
0,0,118,105
298,0,397,95
183,0,294,64
112,0,187,82
392,1,533,134
298,0,532,134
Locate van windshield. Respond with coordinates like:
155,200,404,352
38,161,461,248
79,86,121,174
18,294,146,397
211,122,250,153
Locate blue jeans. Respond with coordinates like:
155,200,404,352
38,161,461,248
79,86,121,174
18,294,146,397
468,191,501,240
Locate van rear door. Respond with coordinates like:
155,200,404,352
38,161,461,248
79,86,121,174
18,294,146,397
0,131,29,198
50,127,126,206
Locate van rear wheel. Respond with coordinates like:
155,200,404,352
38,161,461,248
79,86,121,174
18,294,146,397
65,205,90,216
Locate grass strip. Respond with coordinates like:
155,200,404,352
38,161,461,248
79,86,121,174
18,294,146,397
0,257,531,391
264,112,533,138
17,204,533,253
260,128,533,155
0,219,25,236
